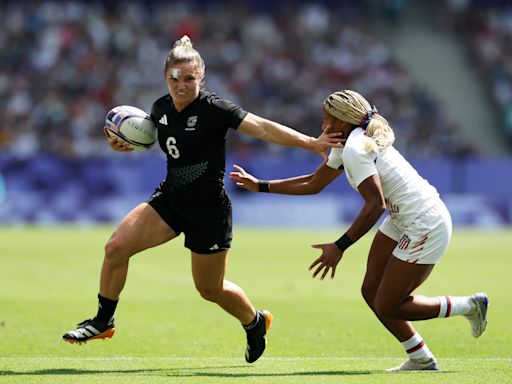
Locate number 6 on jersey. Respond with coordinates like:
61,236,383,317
166,136,180,159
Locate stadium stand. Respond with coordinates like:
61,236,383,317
447,0,512,142
1,0,511,226
0,0,474,158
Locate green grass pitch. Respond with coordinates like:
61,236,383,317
0,226,511,383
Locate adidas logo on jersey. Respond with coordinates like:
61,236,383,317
159,115,168,125
209,244,219,251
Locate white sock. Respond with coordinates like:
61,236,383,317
437,296,474,317
400,332,433,361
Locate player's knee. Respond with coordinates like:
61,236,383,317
361,282,377,310
373,297,400,318
104,237,131,262
195,285,222,303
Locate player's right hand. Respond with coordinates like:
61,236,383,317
229,164,259,192
103,128,134,152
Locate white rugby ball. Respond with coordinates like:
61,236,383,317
104,105,157,151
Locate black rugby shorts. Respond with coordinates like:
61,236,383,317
147,185,232,254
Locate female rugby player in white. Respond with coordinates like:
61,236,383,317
230,89,489,371
62,36,342,363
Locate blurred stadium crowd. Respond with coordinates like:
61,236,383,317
3,0,503,160
454,0,512,141
2,0,512,225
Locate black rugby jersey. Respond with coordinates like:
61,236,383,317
150,90,247,207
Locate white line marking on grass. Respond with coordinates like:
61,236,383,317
0,357,510,362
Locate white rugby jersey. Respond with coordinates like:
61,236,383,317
326,128,440,225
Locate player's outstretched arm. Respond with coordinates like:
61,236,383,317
238,113,343,159
230,163,342,195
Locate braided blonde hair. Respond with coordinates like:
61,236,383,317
164,35,205,78
324,90,395,153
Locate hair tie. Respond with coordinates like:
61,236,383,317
361,105,379,129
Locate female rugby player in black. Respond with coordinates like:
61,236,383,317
63,35,342,363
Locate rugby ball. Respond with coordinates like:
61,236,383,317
104,105,157,151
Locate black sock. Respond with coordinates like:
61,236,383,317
243,311,260,331
95,294,118,323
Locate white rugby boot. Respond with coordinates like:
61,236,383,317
387,356,439,372
464,292,489,338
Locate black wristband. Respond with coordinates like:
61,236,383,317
258,180,270,193
334,233,354,251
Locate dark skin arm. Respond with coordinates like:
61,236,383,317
230,162,387,280
230,162,343,195
309,174,386,280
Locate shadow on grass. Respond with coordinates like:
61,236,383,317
0,367,373,377
0,367,452,378
0,365,240,376
179,370,376,377
0,368,159,376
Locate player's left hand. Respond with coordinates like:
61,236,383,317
310,132,344,160
309,243,343,280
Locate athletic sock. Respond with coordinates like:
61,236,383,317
400,332,433,361
95,294,118,323
243,311,260,331
437,296,474,317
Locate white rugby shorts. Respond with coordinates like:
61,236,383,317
379,200,452,264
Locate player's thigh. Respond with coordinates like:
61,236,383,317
108,202,177,255
375,257,435,310
191,250,228,292
362,230,397,300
